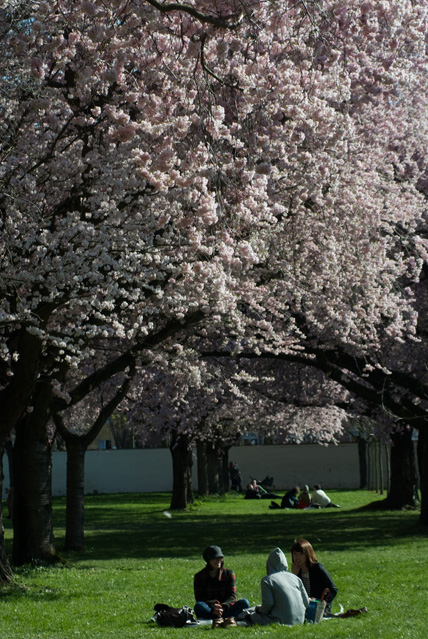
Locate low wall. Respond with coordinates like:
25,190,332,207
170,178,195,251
2,443,364,496
232,443,361,491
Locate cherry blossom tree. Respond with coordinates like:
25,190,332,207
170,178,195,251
124,351,349,508
1,0,428,572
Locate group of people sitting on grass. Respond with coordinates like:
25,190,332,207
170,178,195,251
193,539,338,627
191,540,367,627
268,484,341,510
154,538,366,627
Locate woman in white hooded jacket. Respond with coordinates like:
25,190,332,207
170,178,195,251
244,547,309,626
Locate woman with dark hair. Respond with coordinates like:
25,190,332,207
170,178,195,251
291,539,338,614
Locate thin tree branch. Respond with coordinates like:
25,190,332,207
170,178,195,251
144,0,244,29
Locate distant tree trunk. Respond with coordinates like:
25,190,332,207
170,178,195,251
358,438,368,489
384,429,418,509
0,447,14,584
64,439,86,551
367,441,373,489
12,387,57,565
378,442,384,495
220,447,230,493
170,432,193,510
206,441,230,494
417,427,428,527
207,442,220,494
374,441,379,493
386,443,391,493
196,440,208,496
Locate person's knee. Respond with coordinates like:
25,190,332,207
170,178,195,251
194,602,212,619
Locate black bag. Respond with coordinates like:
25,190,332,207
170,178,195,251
153,603,198,627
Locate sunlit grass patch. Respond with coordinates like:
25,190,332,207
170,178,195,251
0,490,424,639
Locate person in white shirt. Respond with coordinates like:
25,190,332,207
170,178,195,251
311,485,340,508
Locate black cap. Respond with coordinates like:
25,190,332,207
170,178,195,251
203,545,224,562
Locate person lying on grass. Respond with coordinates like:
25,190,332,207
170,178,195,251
193,545,250,620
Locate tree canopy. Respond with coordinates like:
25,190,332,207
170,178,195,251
1,0,428,559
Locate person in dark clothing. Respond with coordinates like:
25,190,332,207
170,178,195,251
281,486,300,509
245,479,262,499
229,462,243,493
269,486,300,510
291,538,337,614
193,545,250,620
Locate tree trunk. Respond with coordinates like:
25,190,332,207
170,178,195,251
12,383,57,565
207,442,220,494
53,368,134,549
367,441,373,489
386,443,391,493
378,442,384,495
417,427,428,527
384,428,418,509
0,447,14,584
196,440,208,496
374,441,379,493
220,448,230,494
64,439,86,551
206,441,230,494
358,438,367,489
169,433,193,510
0,326,46,443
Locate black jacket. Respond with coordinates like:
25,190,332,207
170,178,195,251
299,562,337,612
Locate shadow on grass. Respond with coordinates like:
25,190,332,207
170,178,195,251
52,496,421,563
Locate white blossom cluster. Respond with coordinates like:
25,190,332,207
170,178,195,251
1,0,428,442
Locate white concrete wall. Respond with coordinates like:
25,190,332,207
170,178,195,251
3,443,362,496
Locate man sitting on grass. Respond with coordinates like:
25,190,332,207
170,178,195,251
311,485,341,508
193,545,250,621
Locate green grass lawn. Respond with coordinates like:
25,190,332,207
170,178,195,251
0,490,425,639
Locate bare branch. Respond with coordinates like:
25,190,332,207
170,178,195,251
144,0,244,30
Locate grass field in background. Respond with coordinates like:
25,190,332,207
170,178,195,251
0,490,425,639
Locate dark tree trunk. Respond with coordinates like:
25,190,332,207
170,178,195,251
358,438,367,489
4,437,15,520
53,369,133,550
206,441,230,494
12,383,57,566
417,427,428,527
64,439,86,551
0,446,14,584
169,433,193,510
196,440,208,496
207,442,220,494
0,326,46,443
220,447,230,493
384,428,418,509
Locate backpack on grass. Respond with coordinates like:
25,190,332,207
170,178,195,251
152,603,198,627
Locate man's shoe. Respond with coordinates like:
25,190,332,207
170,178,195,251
339,607,368,618
212,618,225,628
223,617,237,627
